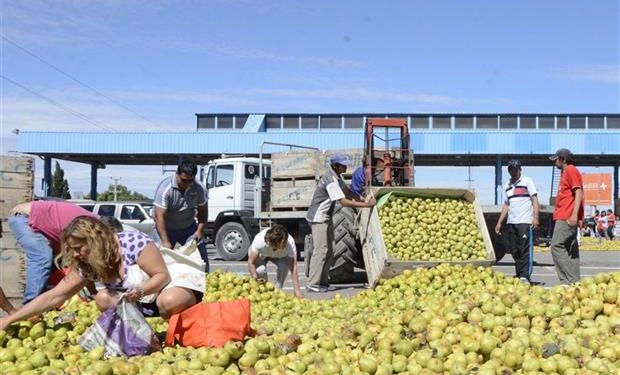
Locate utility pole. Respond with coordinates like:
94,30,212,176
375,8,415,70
110,177,121,201
465,164,474,190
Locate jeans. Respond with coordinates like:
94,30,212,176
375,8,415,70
8,215,54,303
152,222,209,272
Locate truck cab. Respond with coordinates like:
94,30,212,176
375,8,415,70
203,157,270,260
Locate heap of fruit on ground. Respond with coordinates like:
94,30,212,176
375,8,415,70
1,266,620,374
379,196,487,261
535,236,620,253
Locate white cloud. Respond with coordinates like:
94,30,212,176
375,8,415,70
551,64,620,84
3,1,361,70
107,86,513,108
247,87,513,107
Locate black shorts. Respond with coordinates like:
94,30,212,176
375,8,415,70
139,289,204,317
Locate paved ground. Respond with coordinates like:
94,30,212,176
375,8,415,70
207,245,620,300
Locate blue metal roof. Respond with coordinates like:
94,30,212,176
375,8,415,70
18,130,620,156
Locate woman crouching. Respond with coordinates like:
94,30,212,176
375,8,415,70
0,216,201,329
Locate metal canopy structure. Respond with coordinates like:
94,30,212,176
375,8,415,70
16,112,620,203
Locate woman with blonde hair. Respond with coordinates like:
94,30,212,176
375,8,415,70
0,216,201,329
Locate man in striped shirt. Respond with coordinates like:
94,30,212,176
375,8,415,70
495,159,540,283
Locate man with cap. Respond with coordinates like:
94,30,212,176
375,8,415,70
305,153,376,292
494,159,540,283
549,148,583,284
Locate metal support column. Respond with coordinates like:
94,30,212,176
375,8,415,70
43,157,52,197
614,163,619,201
90,163,98,200
495,156,503,205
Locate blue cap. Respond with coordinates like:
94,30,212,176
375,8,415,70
330,153,352,166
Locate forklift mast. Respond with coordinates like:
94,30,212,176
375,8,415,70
364,118,414,189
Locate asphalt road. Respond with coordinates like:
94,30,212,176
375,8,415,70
206,245,620,300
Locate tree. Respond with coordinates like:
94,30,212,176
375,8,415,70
50,161,71,199
97,184,151,201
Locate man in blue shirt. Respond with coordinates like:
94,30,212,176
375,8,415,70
350,157,367,199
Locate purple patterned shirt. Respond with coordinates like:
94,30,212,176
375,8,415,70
117,231,151,268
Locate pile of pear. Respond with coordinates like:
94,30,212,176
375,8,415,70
1,265,620,374
378,196,488,261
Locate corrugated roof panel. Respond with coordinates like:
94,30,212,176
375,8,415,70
18,130,620,156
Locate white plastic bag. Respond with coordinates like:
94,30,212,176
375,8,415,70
125,265,158,304
161,248,205,293
80,299,160,357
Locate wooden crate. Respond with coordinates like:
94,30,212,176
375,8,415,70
271,149,365,180
358,187,495,288
0,156,33,299
271,151,320,179
270,179,317,209
0,233,26,298
320,149,364,177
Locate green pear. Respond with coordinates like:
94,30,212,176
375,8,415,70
87,346,105,361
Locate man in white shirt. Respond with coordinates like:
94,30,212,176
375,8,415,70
495,159,540,283
247,223,303,298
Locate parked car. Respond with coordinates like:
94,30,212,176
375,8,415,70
70,200,155,234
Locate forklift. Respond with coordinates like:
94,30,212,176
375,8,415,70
363,117,414,190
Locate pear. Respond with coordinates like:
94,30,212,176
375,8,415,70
87,346,105,361
224,340,245,359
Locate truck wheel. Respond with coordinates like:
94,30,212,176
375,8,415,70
215,222,250,261
329,203,362,283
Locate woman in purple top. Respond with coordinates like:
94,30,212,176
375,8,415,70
0,216,200,329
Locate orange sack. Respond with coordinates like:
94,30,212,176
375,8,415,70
166,299,255,348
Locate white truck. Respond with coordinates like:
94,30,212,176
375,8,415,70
203,144,363,282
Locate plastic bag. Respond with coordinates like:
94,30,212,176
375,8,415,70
125,265,158,303
161,249,206,292
166,299,254,348
80,299,160,357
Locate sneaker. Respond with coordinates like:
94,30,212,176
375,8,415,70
518,277,531,284
306,284,328,293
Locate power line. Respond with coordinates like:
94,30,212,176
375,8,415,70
1,34,171,131
1,74,115,132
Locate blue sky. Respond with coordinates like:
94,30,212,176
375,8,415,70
1,1,618,206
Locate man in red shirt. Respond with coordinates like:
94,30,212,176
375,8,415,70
549,148,584,284
6,200,96,305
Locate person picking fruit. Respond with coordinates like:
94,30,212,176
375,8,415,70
247,223,303,298
305,153,376,293
7,200,97,304
549,148,584,284
0,216,201,330
494,159,540,283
